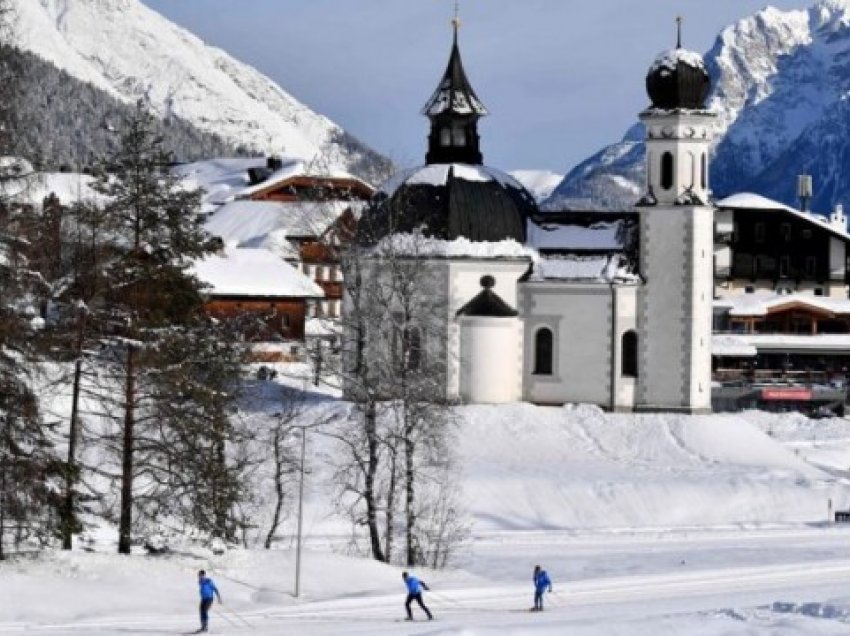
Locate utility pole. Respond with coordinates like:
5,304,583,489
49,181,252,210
294,426,307,598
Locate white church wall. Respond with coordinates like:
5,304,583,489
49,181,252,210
638,205,713,412
610,285,638,411
447,259,530,400
519,283,613,406
459,316,522,403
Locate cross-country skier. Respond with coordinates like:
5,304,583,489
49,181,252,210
197,569,222,633
402,571,433,621
532,565,552,611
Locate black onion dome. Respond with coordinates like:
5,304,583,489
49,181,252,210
646,48,710,110
456,275,519,317
360,164,538,245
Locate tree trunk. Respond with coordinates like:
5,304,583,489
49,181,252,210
405,425,416,567
364,402,385,562
118,345,136,555
384,445,398,562
0,460,6,561
61,357,82,550
265,428,285,550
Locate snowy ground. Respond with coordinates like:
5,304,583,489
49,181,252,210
8,383,850,634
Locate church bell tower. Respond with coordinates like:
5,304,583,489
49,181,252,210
636,19,715,413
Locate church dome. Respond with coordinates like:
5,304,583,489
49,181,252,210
362,163,537,244
646,47,710,110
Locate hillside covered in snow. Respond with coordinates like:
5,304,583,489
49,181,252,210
9,0,390,181
546,0,850,213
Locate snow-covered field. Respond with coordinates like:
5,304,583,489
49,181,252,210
7,380,850,635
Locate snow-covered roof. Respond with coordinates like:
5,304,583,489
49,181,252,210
712,335,758,357
527,255,639,284
650,48,706,73
379,163,527,197
421,36,488,117
370,233,535,260
716,192,850,241
205,199,360,247
718,291,850,318
192,248,324,298
718,333,850,353
527,219,625,252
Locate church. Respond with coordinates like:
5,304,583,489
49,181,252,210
352,19,720,414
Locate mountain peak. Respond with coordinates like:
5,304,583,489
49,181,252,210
11,0,389,180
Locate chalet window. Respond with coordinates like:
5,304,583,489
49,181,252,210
440,128,451,147
661,152,674,191
315,266,325,281
815,287,825,297
281,313,291,328
803,229,812,239
701,153,707,190
779,256,790,277
806,256,817,277
781,223,791,242
533,328,554,376
745,286,755,294
755,223,766,243
621,331,638,378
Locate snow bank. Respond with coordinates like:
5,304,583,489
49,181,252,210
370,233,536,260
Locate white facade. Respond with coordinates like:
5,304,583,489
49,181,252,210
458,316,523,403
636,109,715,413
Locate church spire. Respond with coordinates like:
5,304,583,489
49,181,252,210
422,10,487,165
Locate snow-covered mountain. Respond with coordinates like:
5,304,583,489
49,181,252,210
10,0,389,181
546,0,850,212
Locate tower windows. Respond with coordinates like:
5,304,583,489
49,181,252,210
452,124,466,146
701,153,707,190
533,327,554,376
440,128,451,147
621,331,638,378
755,222,766,243
661,152,674,190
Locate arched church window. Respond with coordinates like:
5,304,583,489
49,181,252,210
622,330,638,378
440,127,452,147
661,152,674,191
701,153,707,190
687,152,696,188
533,328,554,376
452,125,466,146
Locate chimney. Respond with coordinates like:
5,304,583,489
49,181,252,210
267,155,284,172
797,174,813,213
831,203,846,232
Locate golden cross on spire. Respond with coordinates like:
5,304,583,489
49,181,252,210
452,0,461,34
676,15,683,48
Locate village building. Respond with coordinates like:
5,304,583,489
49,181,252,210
192,246,324,360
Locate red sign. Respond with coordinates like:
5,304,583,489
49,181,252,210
761,388,813,401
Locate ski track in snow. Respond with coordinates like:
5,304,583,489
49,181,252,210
6,552,850,634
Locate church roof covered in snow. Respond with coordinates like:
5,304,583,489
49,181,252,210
527,255,639,284
421,28,487,118
362,164,537,244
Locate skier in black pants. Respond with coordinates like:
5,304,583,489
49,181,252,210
402,571,433,621
196,569,222,633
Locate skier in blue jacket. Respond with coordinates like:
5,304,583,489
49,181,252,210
532,565,552,611
402,571,433,621
197,570,222,633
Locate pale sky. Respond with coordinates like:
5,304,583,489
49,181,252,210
145,0,807,174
